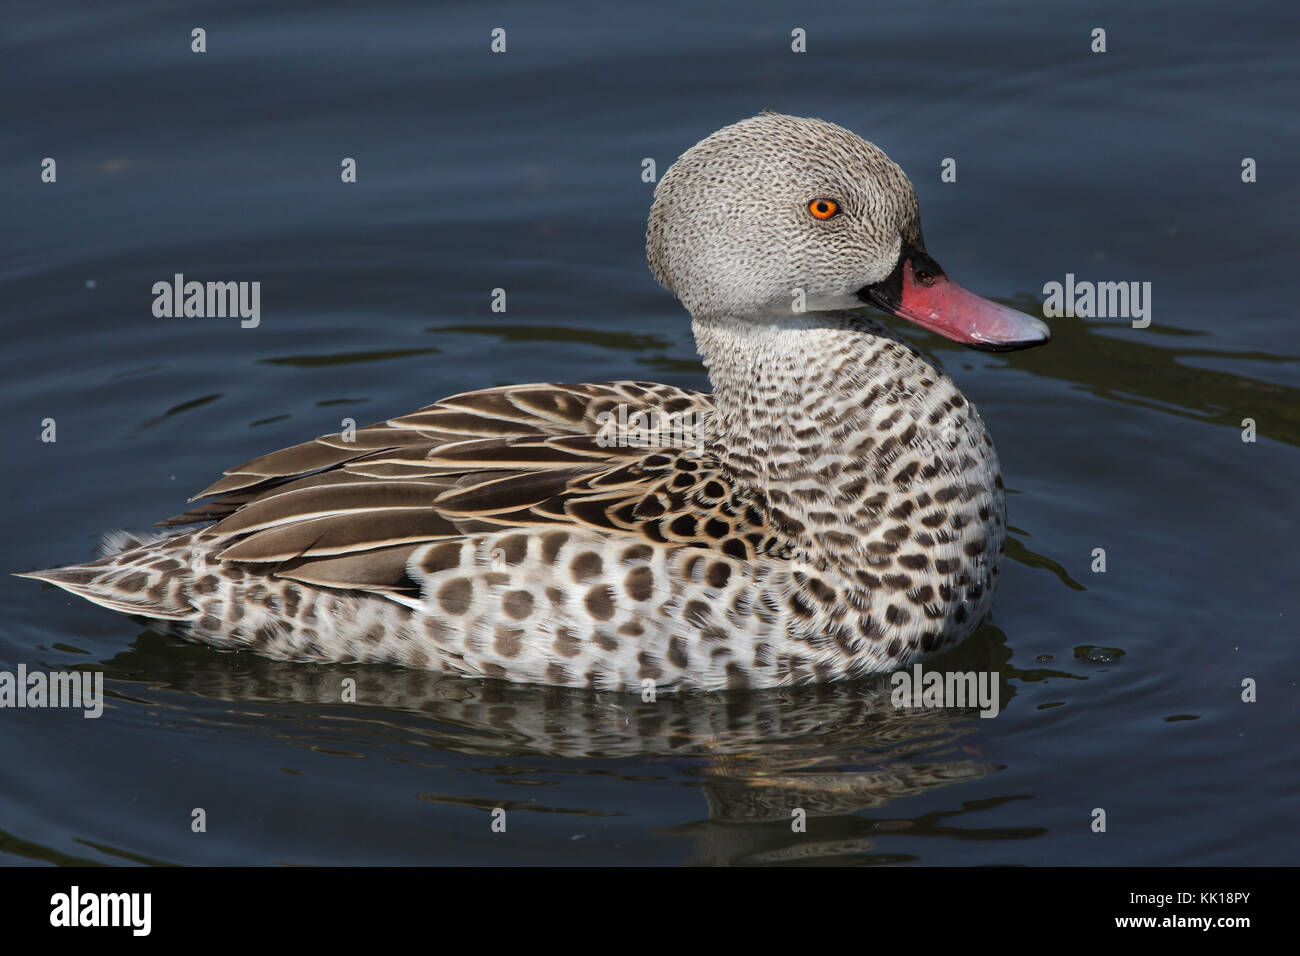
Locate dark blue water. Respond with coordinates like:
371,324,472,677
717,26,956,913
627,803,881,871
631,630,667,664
2,0,1296,865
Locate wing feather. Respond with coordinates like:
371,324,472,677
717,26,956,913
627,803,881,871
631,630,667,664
166,382,733,593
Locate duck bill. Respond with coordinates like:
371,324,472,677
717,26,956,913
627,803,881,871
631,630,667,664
859,249,1050,351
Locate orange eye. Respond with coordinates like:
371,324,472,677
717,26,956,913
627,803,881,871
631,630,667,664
809,199,839,219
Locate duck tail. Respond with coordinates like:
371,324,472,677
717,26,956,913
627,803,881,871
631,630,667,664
15,529,200,623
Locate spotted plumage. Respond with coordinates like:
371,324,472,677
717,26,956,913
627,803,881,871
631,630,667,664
19,113,1047,691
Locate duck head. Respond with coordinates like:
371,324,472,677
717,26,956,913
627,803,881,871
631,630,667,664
646,113,1048,351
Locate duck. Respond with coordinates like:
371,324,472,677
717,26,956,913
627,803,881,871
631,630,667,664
20,113,1048,692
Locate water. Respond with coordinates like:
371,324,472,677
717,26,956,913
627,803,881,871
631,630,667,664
2,0,1296,865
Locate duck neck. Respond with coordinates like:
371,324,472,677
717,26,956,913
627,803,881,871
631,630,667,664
694,310,943,472
692,310,987,563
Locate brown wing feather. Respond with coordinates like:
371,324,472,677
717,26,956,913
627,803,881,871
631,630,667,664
164,382,725,593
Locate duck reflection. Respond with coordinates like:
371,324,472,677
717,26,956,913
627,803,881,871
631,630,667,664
90,622,1053,863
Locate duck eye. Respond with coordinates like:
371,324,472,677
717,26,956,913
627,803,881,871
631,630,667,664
809,199,839,220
